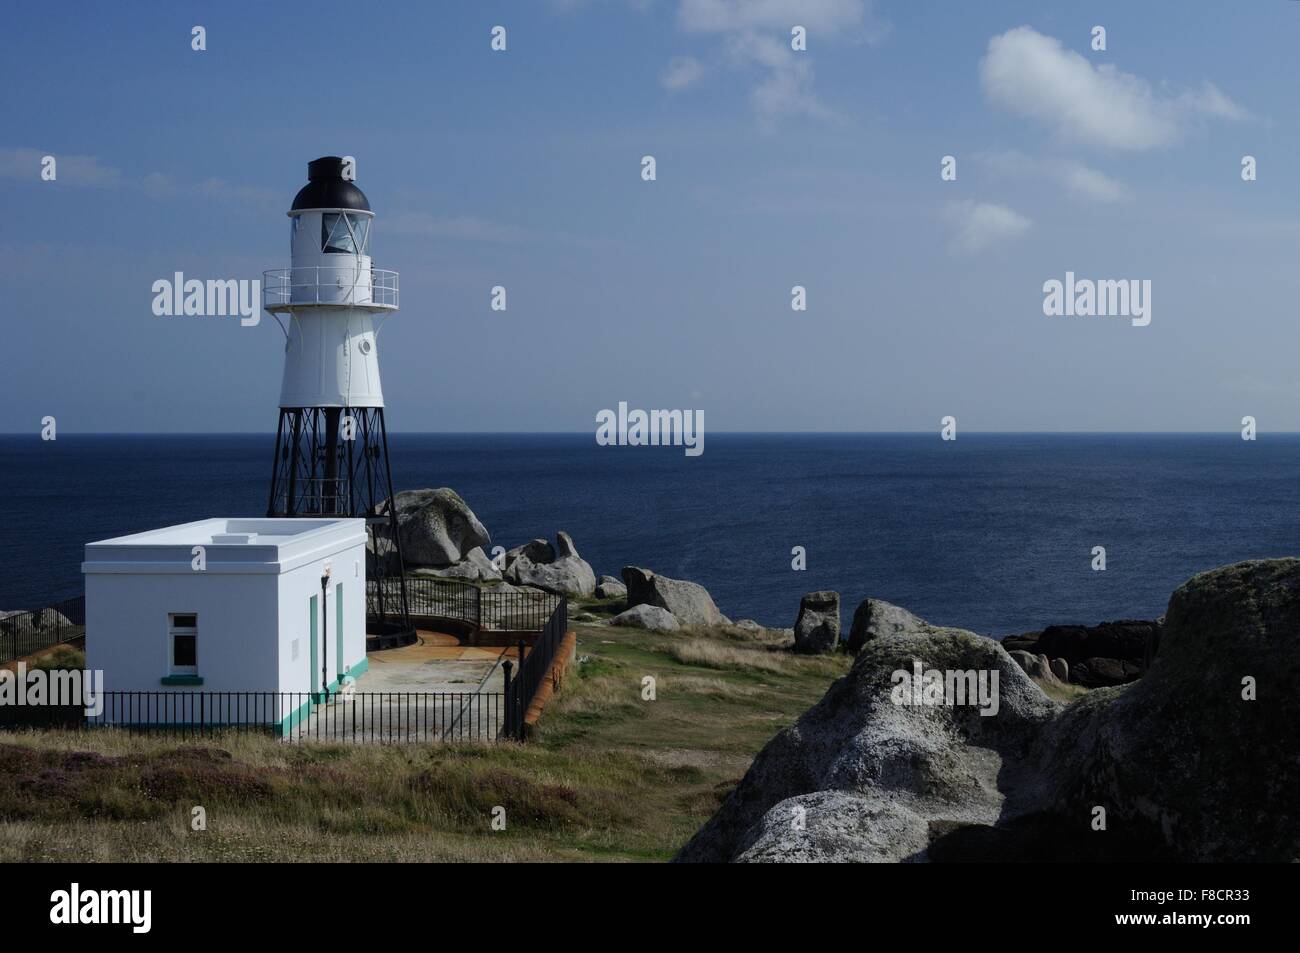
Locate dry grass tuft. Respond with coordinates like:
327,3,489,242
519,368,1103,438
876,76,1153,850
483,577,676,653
658,675,763,698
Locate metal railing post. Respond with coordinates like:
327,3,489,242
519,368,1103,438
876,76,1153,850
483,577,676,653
517,638,528,739
501,660,514,739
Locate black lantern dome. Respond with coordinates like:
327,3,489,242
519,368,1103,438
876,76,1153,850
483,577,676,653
291,156,371,211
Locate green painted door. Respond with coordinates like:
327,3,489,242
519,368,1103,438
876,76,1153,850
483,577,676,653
335,584,344,682
309,594,319,697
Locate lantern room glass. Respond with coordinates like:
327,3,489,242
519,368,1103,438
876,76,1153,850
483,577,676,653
321,212,370,255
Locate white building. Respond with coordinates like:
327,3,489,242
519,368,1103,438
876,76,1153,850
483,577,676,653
82,518,367,733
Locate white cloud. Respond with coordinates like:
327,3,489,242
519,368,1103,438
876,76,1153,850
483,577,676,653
1180,80,1251,121
977,150,1128,203
0,146,283,208
980,26,1248,151
1059,162,1127,203
946,200,1032,254
672,0,884,124
725,32,830,122
0,147,122,185
661,55,705,91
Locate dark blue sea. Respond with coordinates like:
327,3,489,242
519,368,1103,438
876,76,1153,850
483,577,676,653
4,433,1298,636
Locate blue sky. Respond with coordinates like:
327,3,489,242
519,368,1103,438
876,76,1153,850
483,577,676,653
3,0,1299,433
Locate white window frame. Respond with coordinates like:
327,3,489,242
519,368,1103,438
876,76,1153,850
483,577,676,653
168,613,198,676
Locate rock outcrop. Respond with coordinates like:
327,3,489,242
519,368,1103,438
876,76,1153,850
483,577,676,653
1048,657,1069,682
1032,559,1300,862
1071,657,1142,687
0,608,74,635
0,605,72,634
793,591,840,654
506,538,555,568
506,532,596,598
677,622,1055,862
846,598,929,653
595,575,627,601
621,567,728,628
379,488,490,567
1002,620,1157,687
1008,650,1065,692
411,546,502,583
611,605,680,632
677,560,1300,863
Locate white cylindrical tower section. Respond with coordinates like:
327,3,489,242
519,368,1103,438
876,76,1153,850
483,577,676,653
265,157,398,409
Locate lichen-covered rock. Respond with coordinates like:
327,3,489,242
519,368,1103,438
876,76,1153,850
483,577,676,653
0,608,74,636
506,532,596,598
847,598,930,653
1009,650,1065,692
506,538,555,568
999,631,1040,655
1070,656,1141,687
595,575,627,601
678,559,1300,863
793,591,840,654
1035,620,1154,665
1033,558,1300,862
622,567,727,627
412,546,501,582
1003,620,1158,686
380,488,490,567
676,622,1056,862
611,604,680,632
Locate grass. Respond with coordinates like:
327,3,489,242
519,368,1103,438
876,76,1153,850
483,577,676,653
1039,680,1091,703
0,623,851,862
29,645,86,672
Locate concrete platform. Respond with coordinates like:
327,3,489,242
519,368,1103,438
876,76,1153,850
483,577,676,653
355,630,521,693
288,630,521,743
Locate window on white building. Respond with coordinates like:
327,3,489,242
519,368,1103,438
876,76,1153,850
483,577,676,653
169,613,198,675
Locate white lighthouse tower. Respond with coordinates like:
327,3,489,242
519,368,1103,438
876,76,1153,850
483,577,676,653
263,157,413,647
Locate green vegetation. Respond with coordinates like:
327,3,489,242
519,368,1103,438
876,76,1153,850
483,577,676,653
1038,679,1090,703
0,623,850,862
29,645,86,672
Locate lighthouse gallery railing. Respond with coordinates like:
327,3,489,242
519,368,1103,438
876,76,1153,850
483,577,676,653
262,267,398,310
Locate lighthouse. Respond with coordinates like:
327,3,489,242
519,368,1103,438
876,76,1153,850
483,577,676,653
263,157,414,648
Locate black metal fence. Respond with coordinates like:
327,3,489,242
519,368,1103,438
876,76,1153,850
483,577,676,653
0,691,506,742
370,576,562,632
502,595,569,740
0,595,86,664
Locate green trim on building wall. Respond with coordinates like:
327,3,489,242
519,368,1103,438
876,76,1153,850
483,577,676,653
336,583,344,685
276,694,315,737
309,594,319,694
274,656,371,737
160,675,204,686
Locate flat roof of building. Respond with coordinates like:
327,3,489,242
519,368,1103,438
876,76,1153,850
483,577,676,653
83,518,367,576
